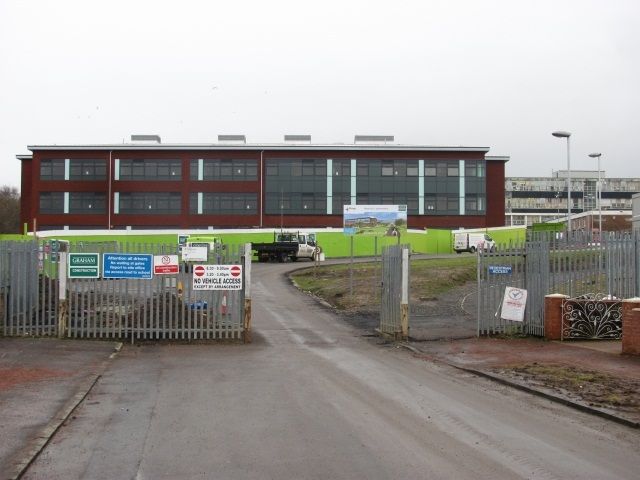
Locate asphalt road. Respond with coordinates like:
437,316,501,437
23,261,640,479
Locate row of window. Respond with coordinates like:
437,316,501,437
38,191,486,215
41,159,486,181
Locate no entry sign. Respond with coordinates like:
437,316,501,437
192,264,243,290
153,255,179,275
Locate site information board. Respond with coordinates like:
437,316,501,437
343,205,407,236
192,264,243,290
103,254,153,279
68,253,100,278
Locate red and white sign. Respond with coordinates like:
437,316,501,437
500,287,527,322
153,255,179,275
192,264,243,290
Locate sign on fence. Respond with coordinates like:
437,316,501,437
192,264,243,290
500,287,527,322
153,255,179,275
489,265,513,275
103,253,153,279
181,246,208,262
68,253,100,278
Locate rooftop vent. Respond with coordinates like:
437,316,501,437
284,134,312,144
354,135,394,144
218,135,246,144
131,134,161,143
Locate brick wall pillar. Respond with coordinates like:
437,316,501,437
544,294,568,341
622,298,640,355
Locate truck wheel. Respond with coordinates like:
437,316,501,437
470,246,476,254
291,256,298,262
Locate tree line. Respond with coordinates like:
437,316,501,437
0,186,20,233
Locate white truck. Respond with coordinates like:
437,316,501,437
252,231,321,262
454,232,496,254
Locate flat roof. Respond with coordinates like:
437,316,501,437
24,142,492,154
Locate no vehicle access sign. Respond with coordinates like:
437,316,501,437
193,264,243,290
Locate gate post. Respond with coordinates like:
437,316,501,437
400,247,409,340
544,294,568,341
243,243,252,343
57,251,68,338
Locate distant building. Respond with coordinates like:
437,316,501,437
17,135,509,232
505,170,640,227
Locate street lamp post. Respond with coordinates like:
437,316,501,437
589,153,602,237
552,131,572,232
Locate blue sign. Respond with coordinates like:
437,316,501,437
489,265,513,275
103,254,153,279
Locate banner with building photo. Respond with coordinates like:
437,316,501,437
343,205,407,236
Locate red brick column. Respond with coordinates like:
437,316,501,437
545,294,569,341
622,298,640,355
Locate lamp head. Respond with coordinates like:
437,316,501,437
588,153,602,158
552,131,571,138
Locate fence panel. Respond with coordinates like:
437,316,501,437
478,231,640,337
380,244,409,338
64,241,246,341
0,241,51,336
478,241,527,335
1,240,247,342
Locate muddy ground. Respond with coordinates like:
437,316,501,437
301,277,640,424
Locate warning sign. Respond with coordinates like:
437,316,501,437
192,264,243,290
500,287,527,322
154,255,179,275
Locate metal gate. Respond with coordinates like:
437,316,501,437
478,232,640,336
380,244,410,339
1,240,252,342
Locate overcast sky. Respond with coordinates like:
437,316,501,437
1,0,638,189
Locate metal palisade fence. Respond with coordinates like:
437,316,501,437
1,240,252,342
478,231,640,336
380,244,410,339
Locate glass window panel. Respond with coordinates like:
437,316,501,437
382,161,394,176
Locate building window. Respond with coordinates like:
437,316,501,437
69,192,106,214
266,162,279,176
357,161,369,176
447,164,459,177
119,160,182,180
190,193,257,215
40,160,65,180
381,160,394,176
191,159,258,181
333,193,351,213
39,192,64,213
119,192,181,214
333,160,350,176
465,160,486,178
406,162,419,177
69,160,107,180
425,164,437,177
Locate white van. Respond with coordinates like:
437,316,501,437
454,232,496,254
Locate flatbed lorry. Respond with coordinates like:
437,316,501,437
252,232,321,262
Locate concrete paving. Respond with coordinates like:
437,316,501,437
18,263,640,479
0,338,118,478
